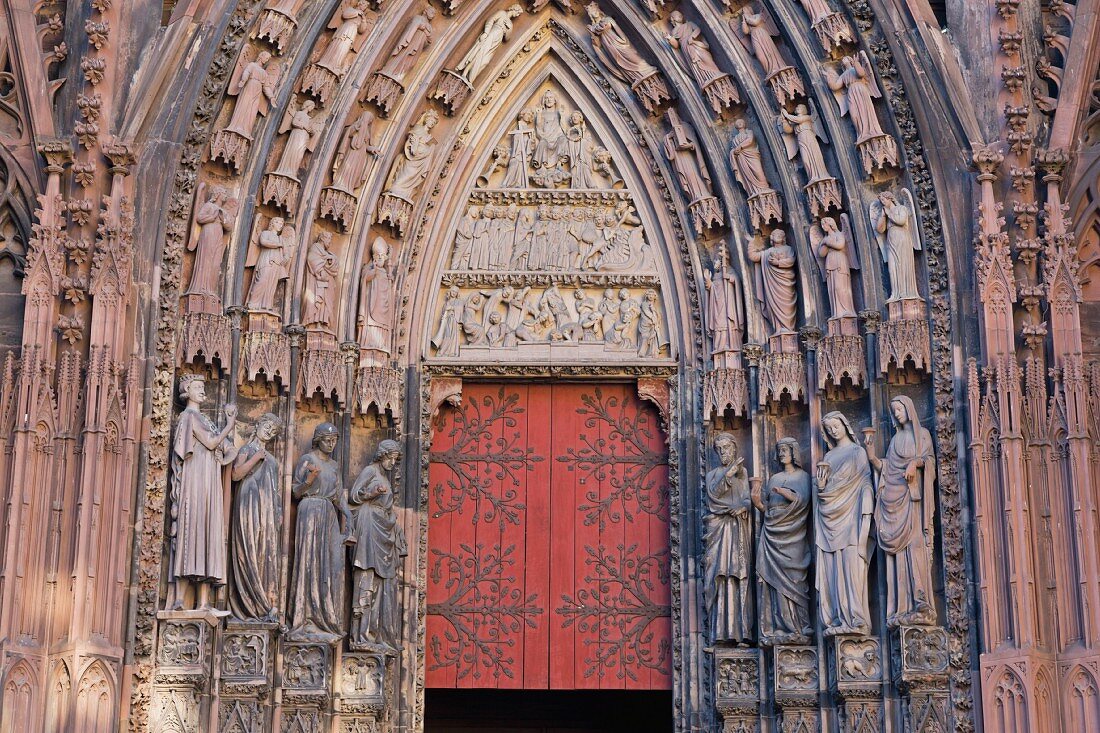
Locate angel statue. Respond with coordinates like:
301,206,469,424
382,110,439,202
317,1,372,74
810,215,859,320
737,6,786,77
245,216,297,313
273,99,324,178
224,46,280,139
184,183,239,306
779,103,830,184
823,52,886,144
870,189,922,302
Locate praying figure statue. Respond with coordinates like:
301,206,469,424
824,53,886,144
230,412,283,622
866,397,937,628
816,411,874,637
870,189,923,302
184,184,238,304
349,440,408,649
780,103,831,183
224,46,279,139
810,214,860,320
167,374,237,613
704,433,754,644
273,99,323,177
331,109,378,193
753,438,813,645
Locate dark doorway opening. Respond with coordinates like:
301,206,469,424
425,689,674,732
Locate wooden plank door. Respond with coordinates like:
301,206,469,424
426,383,671,691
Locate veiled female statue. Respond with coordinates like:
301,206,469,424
587,4,659,86
349,440,408,649
748,230,798,336
382,110,439,202
704,433,754,644
167,375,237,612
230,413,282,621
866,397,937,628
245,217,295,313
288,423,352,641
185,184,238,301
824,53,885,143
811,215,859,320
331,109,378,193
816,411,874,637
753,438,812,645
453,5,523,84
870,189,923,302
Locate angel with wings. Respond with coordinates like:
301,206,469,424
779,103,830,183
870,189,922,302
317,1,372,74
811,215,859,320
824,52,886,144
736,5,786,77
246,216,297,313
225,46,280,139
185,183,239,301
273,99,324,178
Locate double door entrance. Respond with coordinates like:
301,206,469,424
426,382,672,706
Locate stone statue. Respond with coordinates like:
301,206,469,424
810,214,859,320
870,189,922,302
184,184,239,303
780,103,830,183
752,438,812,645
273,99,323,177
798,0,835,24
636,288,663,357
738,6,785,76
357,237,394,360
665,10,736,111
167,374,238,612
230,412,283,621
302,231,338,331
245,216,296,313
382,110,438,201
704,433,754,644
704,243,744,367
729,119,771,199
288,423,352,641
224,46,279,139
748,230,798,337
816,411,873,637
532,91,568,184
824,53,885,144
349,440,408,649
432,286,462,356
317,1,371,74
331,108,378,193
865,397,936,628
663,109,713,205
587,4,660,89
566,111,596,188
450,206,479,269
502,111,534,188
453,5,523,84
378,7,435,82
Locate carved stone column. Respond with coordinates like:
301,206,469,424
891,625,950,732
773,645,820,732
831,636,883,733
714,648,760,732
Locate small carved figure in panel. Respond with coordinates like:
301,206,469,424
810,214,859,321
566,111,597,188
705,242,744,370
815,411,873,637
704,433,754,644
865,397,937,628
432,286,463,356
377,110,439,235
166,374,238,613
586,3,671,114
870,189,922,303
365,6,435,114
357,237,394,367
302,231,339,333
287,423,352,641
349,440,407,650
752,438,813,645
665,10,738,114
532,90,569,186
664,108,722,233
245,216,296,314
823,52,898,173
748,229,798,339
729,118,782,229
454,5,523,85
734,6,805,105
230,412,283,621
636,288,664,357
211,46,280,172
183,183,239,311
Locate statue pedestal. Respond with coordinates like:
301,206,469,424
631,70,673,115
431,69,473,115
812,12,855,56
831,635,883,733
701,74,739,115
209,129,251,173
151,612,219,732
240,313,289,388
713,647,760,732
178,309,231,372
857,134,900,175
300,63,341,105
376,192,414,237
766,66,805,106
299,330,345,405
747,189,783,230
890,625,950,731
804,177,843,218
261,171,300,215
759,350,805,408
688,195,724,234
253,8,297,53
880,298,930,382
819,317,866,397
704,367,748,419
355,365,402,415
773,645,820,732
319,186,358,231
365,71,404,116
279,640,333,726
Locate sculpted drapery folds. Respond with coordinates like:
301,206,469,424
357,237,395,364
184,184,238,304
273,99,323,178
504,110,535,188
753,438,813,645
230,413,283,622
748,229,799,337
704,243,744,368
867,397,937,629
302,231,339,331
317,1,371,74
288,423,352,642
245,217,296,313
349,440,408,650
454,5,523,85
811,214,860,320
663,109,714,207
738,7,785,77
824,53,885,145
586,4,656,85
224,46,279,139
167,375,238,613
729,119,772,199
665,12,724,88
870,189,923,302
780,103,830,184
815,411,874,637
331,108,378,193
381,110,439,204
704,433,754,644
381,8,435,82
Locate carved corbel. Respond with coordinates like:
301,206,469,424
428,376,462,419
636,376,670,430
774,645,820,732
832,636,884,732
891,626,950,733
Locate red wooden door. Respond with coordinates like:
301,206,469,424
426,383,671,691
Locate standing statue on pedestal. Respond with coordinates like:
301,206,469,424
454,5,523,84
748,230,798,337
866,397,936,628
383,110,439,201
302,232,339,332
704,433,754,644
230,413,283,621
378,7,435,82
167,374,238,613
245,217,296,313
870,189,922,302
357,237,394,363
704,243,744,368
810,214,859,320
288,423,352,641
184,184,239,304
753,438,812,645
349,440,408,649
331,109,378,193
224,47,279,139
815,411,873,636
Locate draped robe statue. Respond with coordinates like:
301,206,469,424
705,244,744,366
184,185,238,302
753,438,812,645
740,7,786,76
748,230,798,336
663,110,713,204
780,104,830,183
816,411,874,636
230,413,282,621
317,3,371,73
587,4,659,86
870,189,923,302
453,5,523,84
302,232,338,331
349,440,408,648
225,49,278,139
867,397,937,628
331,109,378,193
704,433,754,643
274,100,322,177
357,237,395,361
729,119,772,198
666,11,726,87
811,215,859,320
245,217,295,313
824,54,885,144
382,111,438,202
379,8,435,82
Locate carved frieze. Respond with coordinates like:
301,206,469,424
774,645,820,732
714,648,760,731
